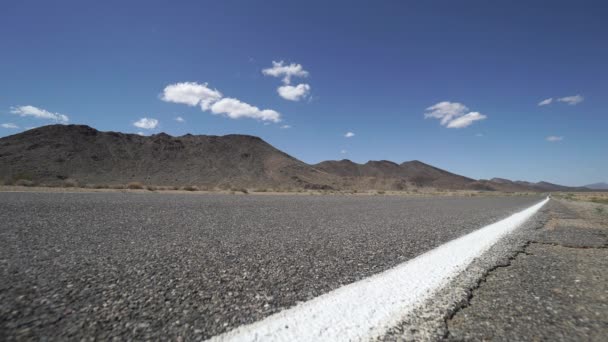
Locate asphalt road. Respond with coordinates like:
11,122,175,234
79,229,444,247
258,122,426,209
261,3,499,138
0,192,542,340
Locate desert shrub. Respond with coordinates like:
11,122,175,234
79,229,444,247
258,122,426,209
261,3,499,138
110,184,125,189
93,184,109,189
182,185,199,191
146,185,157,191
596,206,605,215
253,188,268,192
231,188,248,194
127,182,144,190
15,179,36,187
377,190,386,195
591,197,608,204
62,179,79,188
12,172,34,182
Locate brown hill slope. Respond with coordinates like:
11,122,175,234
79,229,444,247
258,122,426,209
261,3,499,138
0,125,336,189
0,125,587,192
314,159,476,190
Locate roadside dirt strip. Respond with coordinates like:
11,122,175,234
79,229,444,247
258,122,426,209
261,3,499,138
445,199,608,341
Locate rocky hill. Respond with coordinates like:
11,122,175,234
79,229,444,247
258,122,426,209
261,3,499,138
584,182,608,190
0,125,336,189
314,159,475,190
0,125,589,192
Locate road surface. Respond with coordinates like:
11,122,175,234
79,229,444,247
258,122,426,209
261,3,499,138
0,192,542,340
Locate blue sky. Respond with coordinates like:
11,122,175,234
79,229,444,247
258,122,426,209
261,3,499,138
1,0,606,186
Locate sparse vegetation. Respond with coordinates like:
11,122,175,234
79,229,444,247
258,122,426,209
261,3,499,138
146,185,157,191
231,188,249,194
15,179,36,187
253,188,268,192
62,179,79,188
595,206,605,215
126,182,144,189
590,197,608,205
182,185,199,191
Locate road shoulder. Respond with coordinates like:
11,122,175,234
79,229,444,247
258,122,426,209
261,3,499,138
446,199,608,341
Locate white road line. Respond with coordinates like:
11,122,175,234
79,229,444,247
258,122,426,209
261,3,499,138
208,197,549,342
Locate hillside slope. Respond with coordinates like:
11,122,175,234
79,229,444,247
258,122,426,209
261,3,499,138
0,125,588,192
314,159,476,190
0,125,336,189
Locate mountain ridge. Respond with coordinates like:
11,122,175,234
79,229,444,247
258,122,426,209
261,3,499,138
0,125,591,192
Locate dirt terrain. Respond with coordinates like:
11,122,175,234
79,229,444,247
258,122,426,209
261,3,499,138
0,125,595,192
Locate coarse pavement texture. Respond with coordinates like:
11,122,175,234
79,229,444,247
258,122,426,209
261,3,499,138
446,199,608,341
0,192,542,340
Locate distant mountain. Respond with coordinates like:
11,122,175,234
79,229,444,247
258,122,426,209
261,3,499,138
0,125,336,189
0,125,590,192
533,181,588,192
485,178,590,192
585,182,608,190
314,159,475,190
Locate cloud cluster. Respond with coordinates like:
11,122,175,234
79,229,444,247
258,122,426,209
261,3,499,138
344,132,355,138
1,123,19,129
424,101,487,128
175,116,185,123
557,95,584,105
133,118,159,129
546,136,564,142
161,82,222,110
210,98,281,122
10,105,69,123
161,82,281,122
446,112,487,128
262,61,309,84
263,61,311,101
278,84,311,101
538,94,584,106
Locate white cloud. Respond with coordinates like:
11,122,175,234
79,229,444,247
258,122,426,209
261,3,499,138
1,123,19,129
546,136,564,142
262,61,309,84
277,83,311,101
344,132,355,138
475,133,484,137
539,94,584,106
133,118,159,129
136,132,146,136
424,101,469,125
161,81,281,123
175,116,185,123
446,112,487,128
280,124,291,129
557,94,583,105
210,98,281,122
161,82,223,110
424,101,486,128
10,105,69,123
340,149,348,154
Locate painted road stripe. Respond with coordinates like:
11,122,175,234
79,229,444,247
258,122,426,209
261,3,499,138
208,197,550,342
